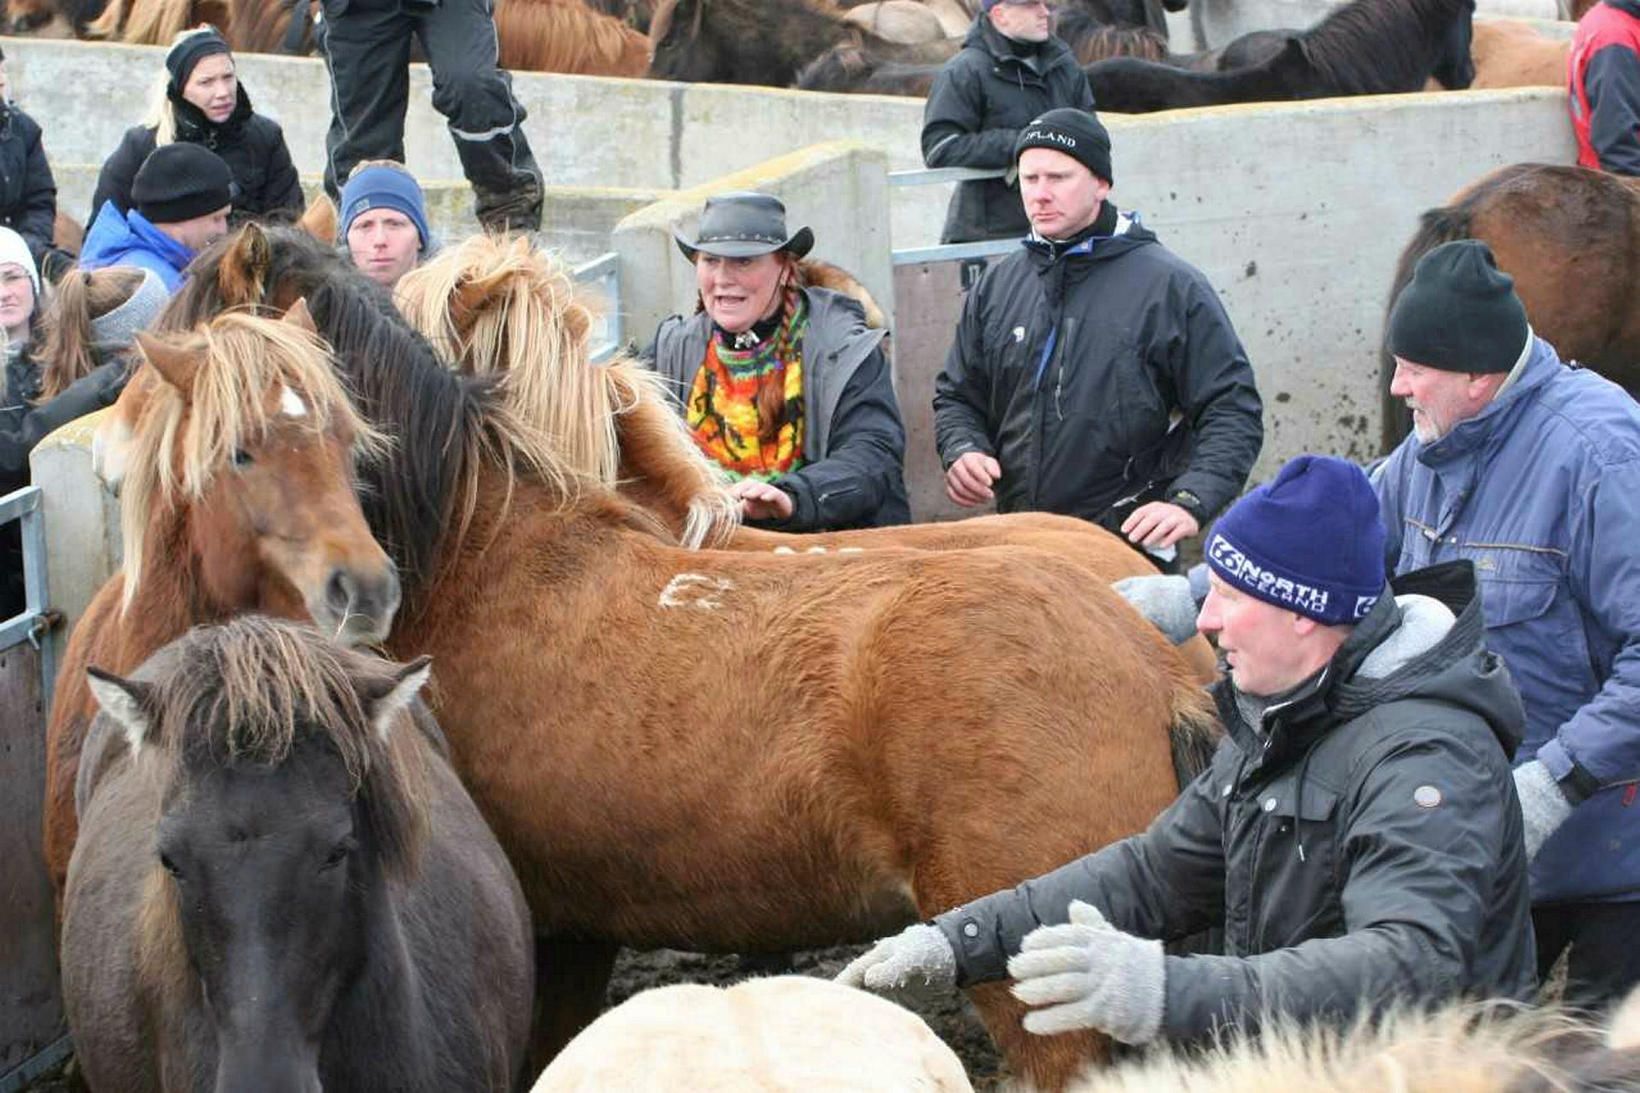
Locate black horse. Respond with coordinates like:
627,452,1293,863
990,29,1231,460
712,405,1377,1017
62,617,535,1093
1089,0,1475,112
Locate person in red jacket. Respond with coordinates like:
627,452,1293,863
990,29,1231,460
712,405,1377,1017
1570,0,1640,174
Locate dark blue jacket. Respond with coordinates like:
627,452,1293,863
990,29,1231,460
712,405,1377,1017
79,202,191,292
1377,337,1640,903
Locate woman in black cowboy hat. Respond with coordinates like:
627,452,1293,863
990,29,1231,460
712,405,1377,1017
649,191,910,532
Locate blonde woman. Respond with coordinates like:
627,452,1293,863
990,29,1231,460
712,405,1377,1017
89,25,302,230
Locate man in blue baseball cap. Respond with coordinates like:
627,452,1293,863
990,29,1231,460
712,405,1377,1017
840,453,1535,1054
339,159,431,291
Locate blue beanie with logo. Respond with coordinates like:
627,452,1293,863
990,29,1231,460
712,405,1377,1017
1205,455,1387,626
339,164,430,250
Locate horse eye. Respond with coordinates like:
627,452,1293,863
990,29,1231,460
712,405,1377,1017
159,852,182,878
320,840,354,871
231,449,254,468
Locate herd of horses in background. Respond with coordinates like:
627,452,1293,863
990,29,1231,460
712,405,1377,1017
0,0,1591,111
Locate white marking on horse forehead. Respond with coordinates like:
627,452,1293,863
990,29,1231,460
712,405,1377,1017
279,386,308,419
659,572,735,611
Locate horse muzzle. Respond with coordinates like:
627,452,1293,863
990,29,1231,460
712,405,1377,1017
315,561,402,646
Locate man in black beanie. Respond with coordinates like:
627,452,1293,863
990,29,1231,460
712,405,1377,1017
80,143,234,292
921,0,1094,243
933,107,1264,565
1377,238,1640,1010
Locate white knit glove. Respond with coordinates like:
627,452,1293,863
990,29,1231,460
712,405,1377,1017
1008,900,1165,1045
835,923,957,1002
1111,574,1200,645
1514,759,1575,862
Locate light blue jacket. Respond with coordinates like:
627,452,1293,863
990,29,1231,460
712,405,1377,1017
79,200,191,292
1377,337,1640,904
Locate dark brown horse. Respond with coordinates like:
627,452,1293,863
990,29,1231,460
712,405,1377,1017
63,616,533,1093
42,306,399,901
162,223,1222,1092
1380,163,1640,448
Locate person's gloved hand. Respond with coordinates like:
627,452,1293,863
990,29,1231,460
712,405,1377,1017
1111,574,1199,645
835,923,956,1002
1007,900,1164,1045
1514,759,1575,862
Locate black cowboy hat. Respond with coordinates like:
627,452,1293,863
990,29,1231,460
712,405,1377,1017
673,192,815,262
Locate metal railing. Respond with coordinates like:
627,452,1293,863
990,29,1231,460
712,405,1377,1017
573,251,623,363
0,485,55,717
888,166,1025,266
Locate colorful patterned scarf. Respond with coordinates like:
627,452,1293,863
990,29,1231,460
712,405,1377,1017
686,289,808,481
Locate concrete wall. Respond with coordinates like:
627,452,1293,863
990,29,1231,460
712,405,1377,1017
30,411,119,660
612,142,893,347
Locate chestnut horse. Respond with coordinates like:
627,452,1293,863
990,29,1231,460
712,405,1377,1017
41,306,399,901
1380,163,1640,448
162,224,1221,1091
393,232,1221,684
64,616,534,1092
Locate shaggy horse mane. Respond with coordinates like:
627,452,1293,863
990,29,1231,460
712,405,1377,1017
395,233,739,548
1295,0,1470,94
494,0,652,75
1073,993,1640,1092
122,616,430,882
86,0,225,45
161,226,569,609
119,313,381,612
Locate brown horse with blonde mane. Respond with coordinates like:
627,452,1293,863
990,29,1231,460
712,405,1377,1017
143,223,1220,1089
63,616,533,1092
1381,163,1640,448
42,304,399,901
394,232,1221,683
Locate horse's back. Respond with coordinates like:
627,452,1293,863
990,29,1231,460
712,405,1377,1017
534,977,972,1091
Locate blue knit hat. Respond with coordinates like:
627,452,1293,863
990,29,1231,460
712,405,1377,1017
340,164,430,250
1205,455,1387,626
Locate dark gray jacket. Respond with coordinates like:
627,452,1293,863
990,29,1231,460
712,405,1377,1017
933,213,1262,530
651,287,911,530
922,20,1094,244
936,561,1537,1041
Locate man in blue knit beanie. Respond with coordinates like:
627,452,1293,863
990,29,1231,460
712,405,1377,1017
339,160,431,292
841,452,1535,1052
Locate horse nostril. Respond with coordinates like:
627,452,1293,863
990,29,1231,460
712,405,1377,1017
326,569,356,614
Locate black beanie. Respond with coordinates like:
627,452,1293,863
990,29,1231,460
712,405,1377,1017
132,143,236,224
1387,240,1530,374
1014,108,1114,184
165,27,231,92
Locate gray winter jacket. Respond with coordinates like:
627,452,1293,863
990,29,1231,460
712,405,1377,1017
935,561,1537,1040
650,286,911,530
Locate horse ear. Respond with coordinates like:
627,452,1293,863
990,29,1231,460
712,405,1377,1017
297,193,339,245
362,655,433,744
218,223,271,304
450,267,517,331
135,332,201,396
283,297,319,334
86,666,155,755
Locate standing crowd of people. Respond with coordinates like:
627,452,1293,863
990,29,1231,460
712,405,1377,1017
0,0,1639,1063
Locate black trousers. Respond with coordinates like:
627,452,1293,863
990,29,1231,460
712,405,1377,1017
318,0,543,230
1533,901,1640,1011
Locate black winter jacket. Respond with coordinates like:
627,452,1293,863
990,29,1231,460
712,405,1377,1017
933,211,1262,530
1,346,131,490
936,562,1538,1040
651,288,911,531
0,102,57,262
921,20,1094,243
90,86,304,228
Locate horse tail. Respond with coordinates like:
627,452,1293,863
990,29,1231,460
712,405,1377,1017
1379,201,1475,449
1166,679,1221,791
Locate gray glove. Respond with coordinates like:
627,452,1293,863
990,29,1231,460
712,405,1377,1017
835,923,956,1001
1111,574,1199,645
1007,900,1164,1045
1514,759,1575,862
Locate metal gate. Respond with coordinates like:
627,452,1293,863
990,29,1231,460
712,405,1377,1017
0,486,68,1092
